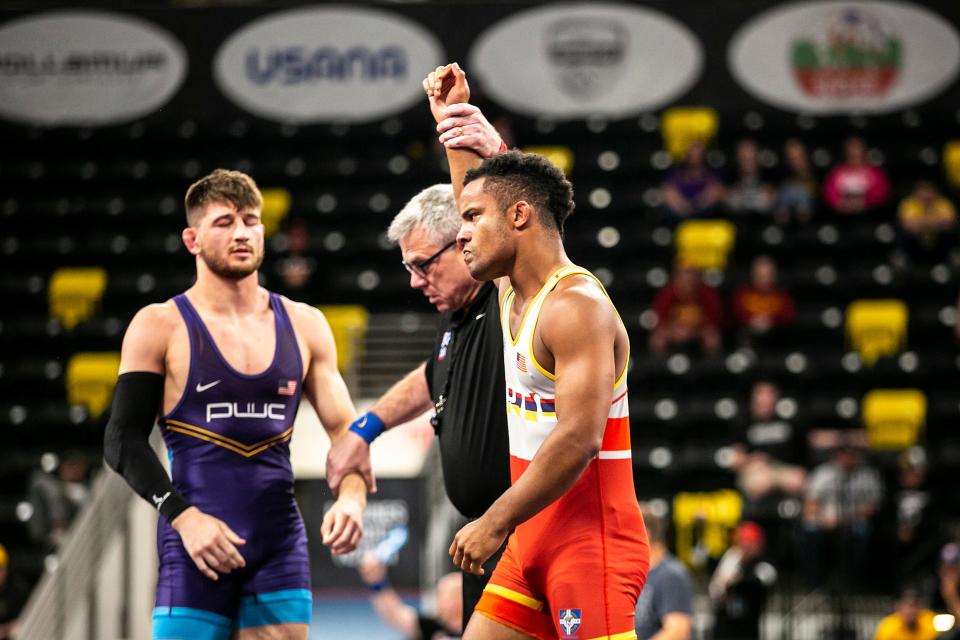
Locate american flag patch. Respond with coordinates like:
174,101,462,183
277,379,297,396
516,353,527,373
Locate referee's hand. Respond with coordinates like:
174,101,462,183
326,430,377,496
436,103,503,159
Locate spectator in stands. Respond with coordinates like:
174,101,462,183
26,452,89,548
732,255,796,342
274,218,317,294
888,448,939,583
801,438,884,588
731,380,806,503
823,136,891,214
775,138,817,225
0,544,28,640
935,543,960,629
660,141,725,224
634,507,694,640
709,521,777,640
896,180,957,264
358,551,461,640
726,138,776,217
649,263,723,355
875,588,939,640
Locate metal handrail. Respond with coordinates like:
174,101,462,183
15,466,135,640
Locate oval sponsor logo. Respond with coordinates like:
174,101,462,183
214,7,444,124
468,3,702,119
0,11,187,126
729,1,960,114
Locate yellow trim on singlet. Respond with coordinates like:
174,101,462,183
165,426,292,457
483,584,545,612
164,419,294,457
503,288,517,343
522,266,630,386
586,630,638,640
165,419,293,450
500,285,514,320
505,266,570,346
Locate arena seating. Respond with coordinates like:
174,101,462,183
1,105,958,592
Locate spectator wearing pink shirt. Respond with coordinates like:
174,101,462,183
823,137,891,214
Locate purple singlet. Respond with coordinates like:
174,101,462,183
152,292,312,637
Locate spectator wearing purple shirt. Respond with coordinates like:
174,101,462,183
661,141,725,225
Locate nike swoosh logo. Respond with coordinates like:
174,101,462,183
196,380,222,393
357,416,368,428
475,313,487,320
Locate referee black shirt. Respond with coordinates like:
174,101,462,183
424,281,510,519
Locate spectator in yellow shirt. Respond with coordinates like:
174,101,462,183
875,589,940,640
897,181,957,264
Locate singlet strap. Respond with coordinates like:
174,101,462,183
525,266,630,387
268,293,304,382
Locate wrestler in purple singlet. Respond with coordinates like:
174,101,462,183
152,292,311,639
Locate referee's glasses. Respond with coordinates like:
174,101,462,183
402,240,456,278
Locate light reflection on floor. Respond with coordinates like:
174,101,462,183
310,591,415,640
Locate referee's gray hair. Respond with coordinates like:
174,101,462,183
387,184,460,247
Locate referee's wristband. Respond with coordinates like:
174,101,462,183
368,579,391,593
349,411,385,444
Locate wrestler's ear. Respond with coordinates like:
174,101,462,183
511,201,534,229
182,227,200,255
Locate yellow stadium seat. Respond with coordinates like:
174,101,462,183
661,107,719,160
48,268,108,330
66,352,121,419
260,188,291,237
863,389,926,450
675,219,736,270
673,489,742,568
521,146,574,176
846,299,908,366
317,305,369,373
944,141,960,188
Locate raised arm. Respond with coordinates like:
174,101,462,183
295,302,367,555
450,281,620,573
423,63,497,202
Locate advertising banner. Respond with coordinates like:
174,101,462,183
0,2,957,128
214,6,445,124
729,1,960,114
0,10,187,126
469,3,703,119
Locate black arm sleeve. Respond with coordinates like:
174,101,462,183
103,371,191,523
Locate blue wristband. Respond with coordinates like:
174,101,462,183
349,411,385,444
369,579,390,593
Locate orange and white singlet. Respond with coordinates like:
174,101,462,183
475,266,649,640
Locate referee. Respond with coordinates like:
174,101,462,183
326,179,510,629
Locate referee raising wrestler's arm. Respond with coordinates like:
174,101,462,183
325,61,512,632
426,62,650,640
